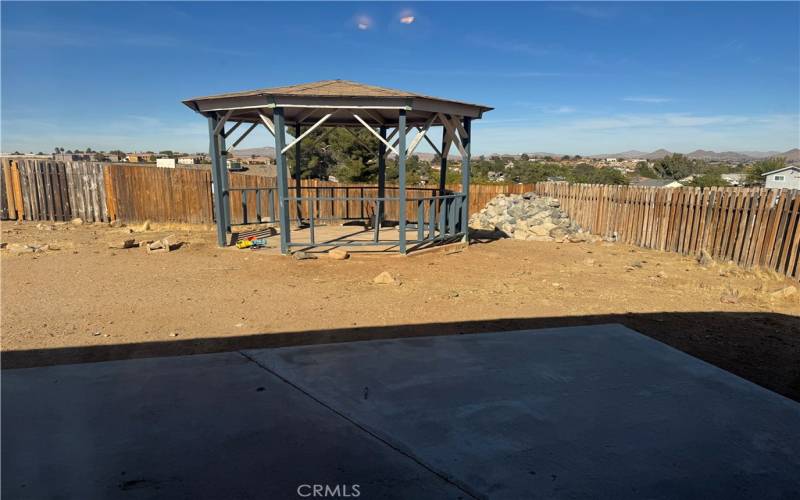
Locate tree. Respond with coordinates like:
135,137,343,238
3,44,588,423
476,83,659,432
747,157,785,184
654,154,697,180
689,173,728,188
567,163,628,185
635,161,658,178
520,153,529,161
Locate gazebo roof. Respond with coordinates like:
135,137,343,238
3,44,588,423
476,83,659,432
183,79,492,127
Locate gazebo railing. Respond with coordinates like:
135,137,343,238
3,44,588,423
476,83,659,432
283,192,467,248
225,184,444,226
227,187,278,226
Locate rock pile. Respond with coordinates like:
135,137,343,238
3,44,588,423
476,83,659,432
469,192,594,242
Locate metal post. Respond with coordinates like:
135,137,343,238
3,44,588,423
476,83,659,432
274,108,291,254
438,133,448,235
294,123,303,226
398,110,407,254
461,117,471,241
377,126,387,225
208,116,227,247
217,124,230,233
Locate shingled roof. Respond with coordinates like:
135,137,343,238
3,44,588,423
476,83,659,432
183,79,492,126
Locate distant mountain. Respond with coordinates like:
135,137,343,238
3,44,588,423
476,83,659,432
782,148,800,162
590,148,798,162
230,147,276,158
231,145,800,163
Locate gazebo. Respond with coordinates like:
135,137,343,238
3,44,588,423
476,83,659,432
182,80,492,254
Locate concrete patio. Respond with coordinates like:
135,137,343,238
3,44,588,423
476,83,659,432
3,324,800,499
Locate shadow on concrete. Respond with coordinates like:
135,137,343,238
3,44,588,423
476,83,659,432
3,312,799,401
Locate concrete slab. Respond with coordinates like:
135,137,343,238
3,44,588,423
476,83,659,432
247,324,800,500
2,352,465,499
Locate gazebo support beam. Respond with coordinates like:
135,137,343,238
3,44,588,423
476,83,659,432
353,113,399,155
226,122,259,153
438,133,448,202
274,107,291,254
208,115,227,247
294,124,303,224
398,110,407,254
461,117,471,241
377,126,387,233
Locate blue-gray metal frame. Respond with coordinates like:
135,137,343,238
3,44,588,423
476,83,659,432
461,117,471,240
294,123,303,224
376,126,387,243
274,107,291,253
218,130,231,233
397,110,407,254
211,110,472,255
208,116,227,247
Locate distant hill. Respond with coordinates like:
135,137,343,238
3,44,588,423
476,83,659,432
231,145,799,163
589,148,798,162
230,147,276,158
782,148,800,162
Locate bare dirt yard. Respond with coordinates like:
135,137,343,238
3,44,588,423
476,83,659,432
2,220,799,401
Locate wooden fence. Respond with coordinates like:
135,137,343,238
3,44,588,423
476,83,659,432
1,158,110,222
529,183,800,280
2,159,798,279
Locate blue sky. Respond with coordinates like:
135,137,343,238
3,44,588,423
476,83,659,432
2,1,798,155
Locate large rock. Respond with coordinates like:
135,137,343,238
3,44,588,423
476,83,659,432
469,192,584,242
7,243,34,254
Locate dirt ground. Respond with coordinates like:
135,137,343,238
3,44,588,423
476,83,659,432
2,220,799,401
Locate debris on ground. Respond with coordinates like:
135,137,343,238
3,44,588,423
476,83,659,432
292,251,317,261
470,193,589,242
235,238,269,250
373,271,401,285
328,249,349,260
70,218,83,226
6,243,35,254
146,235,175,254
770,285,797,300
698,249,715,267
720,285,741,304
138,220,151,232
109,238,137,250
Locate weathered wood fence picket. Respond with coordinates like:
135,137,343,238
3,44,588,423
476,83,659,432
2,158,798,280
1,159,110,222
529,183,800,280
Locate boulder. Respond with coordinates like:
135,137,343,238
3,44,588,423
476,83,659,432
469,192,585,242
109,239,137,250
770,285,797,299
328,249,349,260
292,251,317,260
7,243,34,254
373,271,400,285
